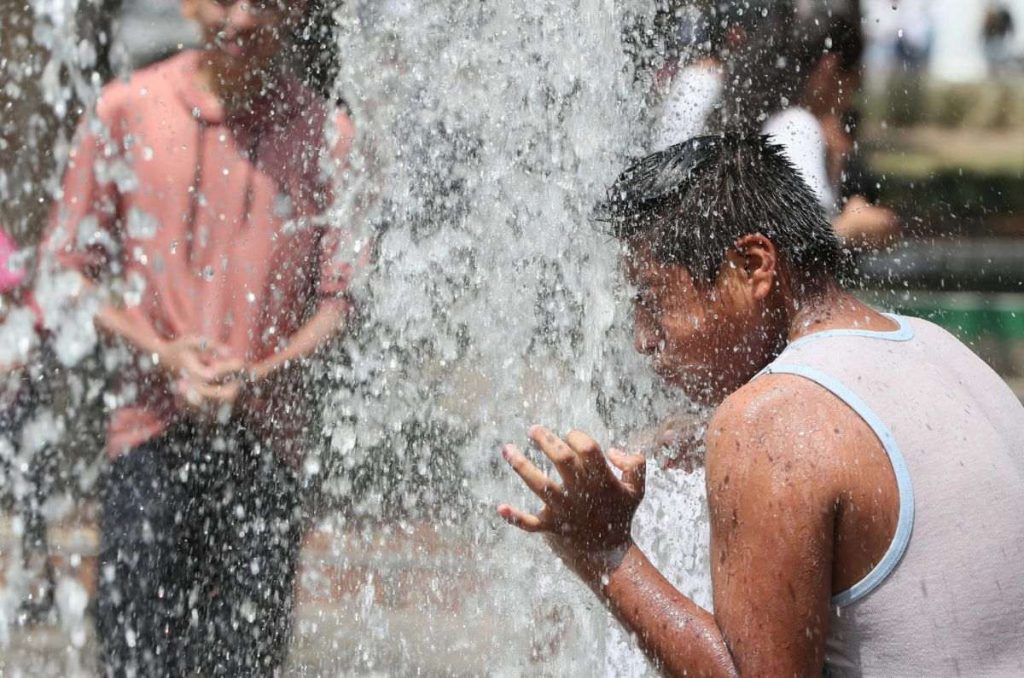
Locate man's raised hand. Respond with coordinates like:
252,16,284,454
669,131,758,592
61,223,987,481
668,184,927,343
497,425,646,574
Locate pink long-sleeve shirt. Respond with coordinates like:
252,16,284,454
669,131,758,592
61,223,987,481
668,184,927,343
0,229,25,293
43,51,357,458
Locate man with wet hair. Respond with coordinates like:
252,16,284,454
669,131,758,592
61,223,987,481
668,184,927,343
41,0,359,674
498,135,1024,676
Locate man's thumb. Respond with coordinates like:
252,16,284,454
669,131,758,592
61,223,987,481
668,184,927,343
608,448,647,495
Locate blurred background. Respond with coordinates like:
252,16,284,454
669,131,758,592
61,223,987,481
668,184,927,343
8,0,1022,383
858,0,1024,394
1,0,1023,675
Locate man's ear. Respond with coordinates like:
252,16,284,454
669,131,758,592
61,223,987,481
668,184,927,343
732,234,778,301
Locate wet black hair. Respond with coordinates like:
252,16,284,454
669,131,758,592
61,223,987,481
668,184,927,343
599,133,841,291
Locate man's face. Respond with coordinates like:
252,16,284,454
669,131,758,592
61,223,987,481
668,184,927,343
624,242,785,405
182,0,304,71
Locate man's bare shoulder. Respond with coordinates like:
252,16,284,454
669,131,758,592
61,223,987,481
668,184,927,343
706,373,859,501
708,372,841,445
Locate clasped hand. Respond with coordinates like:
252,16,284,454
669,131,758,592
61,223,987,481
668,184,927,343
157,335,249,417
497,425,646,579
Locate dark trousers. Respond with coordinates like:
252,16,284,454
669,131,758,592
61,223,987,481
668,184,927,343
1,364,56,560
96,423,304,677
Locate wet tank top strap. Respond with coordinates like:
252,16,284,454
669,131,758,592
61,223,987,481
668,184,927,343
780,313,915,353
758,362,916,607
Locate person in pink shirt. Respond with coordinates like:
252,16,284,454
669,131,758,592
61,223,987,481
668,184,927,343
41,1,361,673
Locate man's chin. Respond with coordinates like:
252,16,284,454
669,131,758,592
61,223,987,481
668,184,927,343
206,43,270,69
653,365,715,402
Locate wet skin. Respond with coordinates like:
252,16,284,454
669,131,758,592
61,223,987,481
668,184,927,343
498,235,900,676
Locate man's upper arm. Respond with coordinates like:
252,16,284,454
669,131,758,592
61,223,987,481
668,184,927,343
318,110,368,304
706,376,839,676
331,110,356,166
41,89,125,279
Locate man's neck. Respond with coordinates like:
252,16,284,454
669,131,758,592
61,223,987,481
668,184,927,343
707,290,897,406
195,51,275,114
786,288,898,344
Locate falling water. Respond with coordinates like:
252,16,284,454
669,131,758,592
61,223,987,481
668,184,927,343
316,1,713,673
1,1,715,674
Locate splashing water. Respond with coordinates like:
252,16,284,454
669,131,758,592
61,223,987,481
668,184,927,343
2,1,714,674
328,0,661,515
319,2,712,673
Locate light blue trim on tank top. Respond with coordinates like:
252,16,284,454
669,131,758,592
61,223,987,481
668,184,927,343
783,312,915,352
760,314,916,608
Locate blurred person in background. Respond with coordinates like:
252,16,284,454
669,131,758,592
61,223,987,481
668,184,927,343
863,0,933,128
755,8,901,250
651,4,725,151
984,2,1017,76
653,1,767,152
704,2,901,250
39,0,361,674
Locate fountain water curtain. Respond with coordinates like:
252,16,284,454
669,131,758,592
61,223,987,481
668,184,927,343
324,2,712,673
2,0,713,674
1,2,114,670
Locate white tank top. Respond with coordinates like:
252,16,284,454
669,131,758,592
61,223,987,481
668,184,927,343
761,314,1024,676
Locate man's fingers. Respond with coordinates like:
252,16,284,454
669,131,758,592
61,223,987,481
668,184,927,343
657,427,679,450
175,376,240,411
180,353,220,383
502,444,565,504
178,335,206,349
564,429,609,469
207,357,247,383
496,504,549,533
608,448,646,479
193,381,240,404
212,356,245,371
180,351,245,385
528,425,583,485
209,343,236,360
175,378,203,409
608,448,647,498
